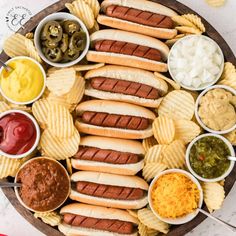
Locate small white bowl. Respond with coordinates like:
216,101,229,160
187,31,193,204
0,56,46,105
168,35,224,91
148,169,203,225
186,133,235,182
34,12,90,68
14,157,71,213
0,109,40,159
195,85,236,134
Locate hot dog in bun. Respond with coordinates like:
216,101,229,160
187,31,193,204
86,29,169,72
85,65,168,108
75,100,156,139
98,0,178,39
59,203,139,236
72,135,144,175
70,171,149,209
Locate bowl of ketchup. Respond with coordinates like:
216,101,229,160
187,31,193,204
0,109,40,158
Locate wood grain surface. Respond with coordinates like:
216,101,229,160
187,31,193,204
0,0,235,236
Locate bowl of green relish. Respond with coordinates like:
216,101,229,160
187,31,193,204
186,133,235,182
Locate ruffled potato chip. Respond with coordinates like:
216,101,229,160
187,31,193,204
143,162,168,182
138,221,159,236
34,211,61,226
144,145,167,163
142,136,158,152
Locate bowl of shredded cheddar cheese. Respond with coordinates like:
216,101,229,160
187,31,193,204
148,169,203,225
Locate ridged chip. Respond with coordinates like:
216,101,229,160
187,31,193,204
8,103,32,113
32,99,50,129
89,20,100,34
205,0,226,7
73,63,104,72
25,32,34,39
137,208,169,234
174,119,201,144
223,129,236,145
46,68,76,96
152,116,175,144
172,15,196,28
40,128,80,160
161,140,186,169
48,103,74,139
175,26,202,35
143,162,168,182
82,0,100,17
182,14,206,33
0,101,10,113
202,182,225,213
144,145,167,163
66,75,85,105
220,62,236,80
126,209,138,219
155,72,181,90
158,90,195,120
142,136,158,152
3,33,41,63
0,156,29,178
138,222,159,236
46,93,73,111
34,211,61,226
66,158,73,175
66,0,95,29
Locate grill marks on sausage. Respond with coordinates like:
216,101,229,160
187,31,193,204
81,111,149,130
94,40,162,61
74,147,140,164
106,5,174,29
90,77,160,99
63,213,134,234
76,181,145,200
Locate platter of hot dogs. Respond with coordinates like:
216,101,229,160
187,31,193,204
0,0,236,236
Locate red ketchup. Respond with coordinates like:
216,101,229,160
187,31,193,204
0,113,36,155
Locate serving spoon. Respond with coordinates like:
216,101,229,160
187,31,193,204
199,208,236,233
0,59,13,72
0,182,21,188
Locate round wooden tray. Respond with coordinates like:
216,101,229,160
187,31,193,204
1,1,236,236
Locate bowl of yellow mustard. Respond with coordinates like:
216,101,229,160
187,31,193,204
0,56,46,105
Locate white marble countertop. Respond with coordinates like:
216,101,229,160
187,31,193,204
0,0,236,236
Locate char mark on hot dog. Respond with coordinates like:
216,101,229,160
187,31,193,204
63,213,134,234
76,181,145,200
74,147,140,164
81,111,149,130
94,40,162,61
106,5,174,29
90,77,160,99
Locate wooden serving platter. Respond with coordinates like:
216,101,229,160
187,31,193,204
0,1,236,236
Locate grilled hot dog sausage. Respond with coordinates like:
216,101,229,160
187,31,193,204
76,181,145,200
106,5,174,29
90,77,160,99
63,213,134,234
94,40,162,61
81,111,149,130
74,147,140,164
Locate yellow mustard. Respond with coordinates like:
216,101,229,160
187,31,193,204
0,58,44,103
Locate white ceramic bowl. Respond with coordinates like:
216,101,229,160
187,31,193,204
148,169,203,225
168,35,224,91
14,157,70,213
34,12,90,68
195,85,236,134
186,133,235,182
0,56,46,105
0,109,40,159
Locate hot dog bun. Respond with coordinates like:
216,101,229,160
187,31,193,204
70,171,149,209
98,0,178,39
59,203,138,236
75,100,156,139
71,135,144,175
85,65,168,108
86,29,169,72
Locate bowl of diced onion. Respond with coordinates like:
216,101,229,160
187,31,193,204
168,35,224,91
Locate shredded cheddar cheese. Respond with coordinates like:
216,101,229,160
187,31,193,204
151,173,200,218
